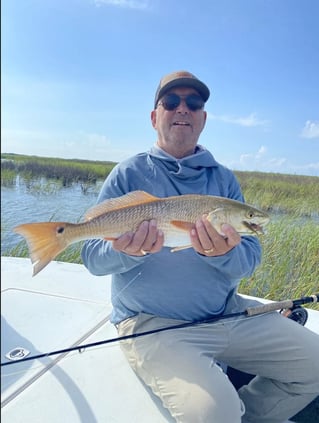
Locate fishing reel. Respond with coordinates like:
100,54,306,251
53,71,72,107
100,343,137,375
280,305,308,326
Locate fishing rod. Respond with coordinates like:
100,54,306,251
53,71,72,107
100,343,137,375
2,294,318,367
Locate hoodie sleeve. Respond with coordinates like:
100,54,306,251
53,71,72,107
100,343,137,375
81,237,149,276
81,161,150,276
197,235,262,280
202,166,262,278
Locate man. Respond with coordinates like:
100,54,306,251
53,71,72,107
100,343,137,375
81,71,319,422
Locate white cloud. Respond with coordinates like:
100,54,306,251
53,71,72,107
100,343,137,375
208,112,268,127
293,162,319,174
94,0,149,9
255,145,267,159
300,120,319,139
239,146,269,165
225,145,319,176
1,129,132,162
226,145,298,174
267,157,287,167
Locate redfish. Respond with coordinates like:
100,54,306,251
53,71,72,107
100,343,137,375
13,190,269,276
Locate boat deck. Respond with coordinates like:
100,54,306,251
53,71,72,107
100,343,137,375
1,257,318,422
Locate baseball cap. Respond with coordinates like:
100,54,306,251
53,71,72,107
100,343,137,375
154,70,210,108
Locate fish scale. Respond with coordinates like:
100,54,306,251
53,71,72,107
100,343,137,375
13,190,270,276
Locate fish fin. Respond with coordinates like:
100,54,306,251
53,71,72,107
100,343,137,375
170,245,192,252
206,208,226,234
170,220,195,231
13,222,70,276
207,207,225,217
85,191,159,221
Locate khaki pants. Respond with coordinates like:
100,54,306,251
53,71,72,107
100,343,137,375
117,294,319,423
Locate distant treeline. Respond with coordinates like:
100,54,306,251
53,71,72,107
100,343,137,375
2,153,319,216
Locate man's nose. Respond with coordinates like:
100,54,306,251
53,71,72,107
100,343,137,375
176,100,189,112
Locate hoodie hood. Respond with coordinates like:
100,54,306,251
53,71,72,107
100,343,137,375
148,144,219,181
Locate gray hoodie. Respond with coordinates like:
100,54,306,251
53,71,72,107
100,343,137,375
81,145,262,324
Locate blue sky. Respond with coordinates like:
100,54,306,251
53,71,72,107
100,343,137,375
2,0,319,176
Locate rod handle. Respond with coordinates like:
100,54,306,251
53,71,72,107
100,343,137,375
246,300,294,316
246,294,318,317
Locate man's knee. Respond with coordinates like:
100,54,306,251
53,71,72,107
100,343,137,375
171,380,244,423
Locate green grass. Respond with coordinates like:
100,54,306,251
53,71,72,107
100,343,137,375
239,218,319,309
1,168,17,187
2,153,319,309
234,170,319,216
1,153,116,186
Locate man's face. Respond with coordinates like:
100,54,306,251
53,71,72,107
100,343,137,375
151,87,207,159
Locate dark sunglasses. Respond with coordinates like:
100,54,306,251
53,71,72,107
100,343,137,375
158,93,205,111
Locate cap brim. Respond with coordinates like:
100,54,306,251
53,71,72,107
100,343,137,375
155,78,210,108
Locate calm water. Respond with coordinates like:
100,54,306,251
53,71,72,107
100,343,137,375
1,177,103,252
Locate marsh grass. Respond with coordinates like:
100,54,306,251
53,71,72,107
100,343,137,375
2,154,318,309
235,170,319,216
239,218,319,309
1,153,116,186
1,168,17,187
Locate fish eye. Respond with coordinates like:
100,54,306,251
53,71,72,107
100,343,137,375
247,210,255,219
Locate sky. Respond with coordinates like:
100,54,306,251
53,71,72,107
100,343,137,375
2,0,319,176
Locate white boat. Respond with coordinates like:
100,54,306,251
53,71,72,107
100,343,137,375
1,256,318,422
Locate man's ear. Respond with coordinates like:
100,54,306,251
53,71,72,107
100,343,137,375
201,111,207,131
151,110,157,129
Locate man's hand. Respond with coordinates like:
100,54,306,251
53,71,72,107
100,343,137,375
190,215,241,256
112,219,164,256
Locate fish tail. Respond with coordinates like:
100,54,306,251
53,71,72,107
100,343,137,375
13,222,70,276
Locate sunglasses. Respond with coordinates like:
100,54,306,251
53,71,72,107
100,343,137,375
158,93,205,112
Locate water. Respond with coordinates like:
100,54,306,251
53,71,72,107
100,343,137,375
1,177,103,252
2,176,318,253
